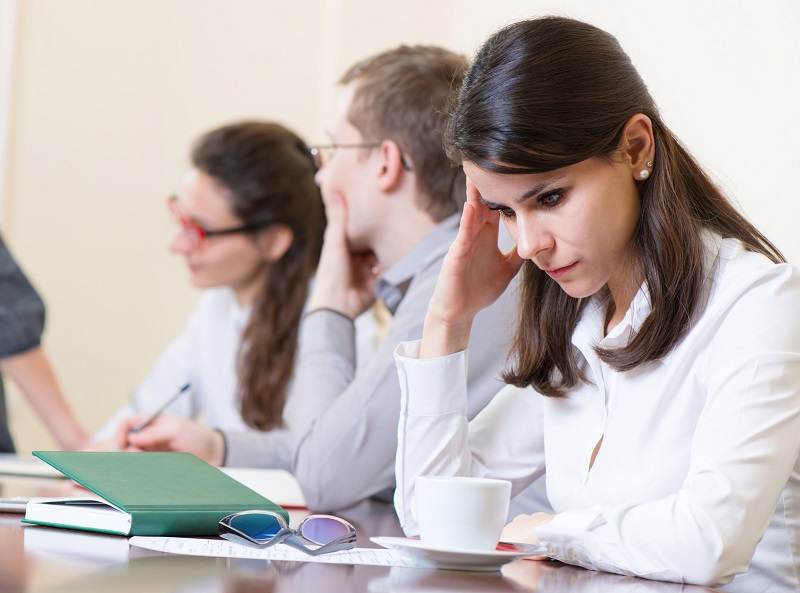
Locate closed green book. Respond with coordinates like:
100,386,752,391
22,451,288,537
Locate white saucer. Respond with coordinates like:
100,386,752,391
370,536,544,572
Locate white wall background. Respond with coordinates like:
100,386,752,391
1,0,798,452
0,0,19,221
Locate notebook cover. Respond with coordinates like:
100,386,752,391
29,451,288,536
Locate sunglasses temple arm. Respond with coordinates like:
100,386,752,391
288,533,358,557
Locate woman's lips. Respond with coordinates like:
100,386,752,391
546,261,578,279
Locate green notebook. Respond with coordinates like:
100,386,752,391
22,451,288,537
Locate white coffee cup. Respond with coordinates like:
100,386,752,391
415,476,511,551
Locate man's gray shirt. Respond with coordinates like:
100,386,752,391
224,214,519,510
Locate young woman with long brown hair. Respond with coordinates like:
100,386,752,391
94,121,325,468
394,17,800,590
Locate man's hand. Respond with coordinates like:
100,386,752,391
306,193,378,319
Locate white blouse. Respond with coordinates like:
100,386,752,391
394,236,800,591
95,287,250,440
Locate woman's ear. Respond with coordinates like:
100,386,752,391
257,224,294,262
620,114,655,180
376,139,408,192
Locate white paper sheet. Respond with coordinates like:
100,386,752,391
0,454,64,478
129,536,420,567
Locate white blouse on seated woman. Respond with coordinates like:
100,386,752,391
394,235,800,591
95,287,250,439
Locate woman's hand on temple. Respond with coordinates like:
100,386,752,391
420,177,525,358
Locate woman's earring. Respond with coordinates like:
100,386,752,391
639,161,653,180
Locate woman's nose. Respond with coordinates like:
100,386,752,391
515,218,554,261
170,228,194,253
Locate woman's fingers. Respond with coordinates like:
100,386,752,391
500,513,556,546
452,201,477,255
504,243,526,275
465,176,481,206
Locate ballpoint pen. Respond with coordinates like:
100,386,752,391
129,383,191,433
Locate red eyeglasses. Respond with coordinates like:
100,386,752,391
167,195,271,249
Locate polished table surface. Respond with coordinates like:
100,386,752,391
0,474,722,593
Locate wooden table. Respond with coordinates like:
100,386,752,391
0,474,721,592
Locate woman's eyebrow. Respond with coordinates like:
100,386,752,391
475,174,566,210
515,175,566,204
477,195,504,209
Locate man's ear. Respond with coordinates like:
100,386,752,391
257,224,294,262
376,139,408,192
619,113,655,180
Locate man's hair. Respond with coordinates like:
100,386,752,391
341,45,468,221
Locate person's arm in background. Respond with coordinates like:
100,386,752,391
0,233,87,450
0,347,87,450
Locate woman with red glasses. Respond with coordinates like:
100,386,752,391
91,121,325,468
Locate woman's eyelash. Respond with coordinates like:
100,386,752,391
538,190,563,208
489,205,516,219
485,189,563,218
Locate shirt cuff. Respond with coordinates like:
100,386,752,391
536,507,606,567
394,340,469,416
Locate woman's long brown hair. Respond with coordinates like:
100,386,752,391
445,17,784,397
192,121,325,428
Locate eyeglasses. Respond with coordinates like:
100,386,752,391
218,510,357,556
309,143,379,169
309,143,411,171
167,195,271,249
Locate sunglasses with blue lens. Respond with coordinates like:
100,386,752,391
218,510,357,556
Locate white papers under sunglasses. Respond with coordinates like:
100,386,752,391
218,510,357,556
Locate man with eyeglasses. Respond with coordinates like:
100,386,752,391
126,45,548,516
273,45,544,515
